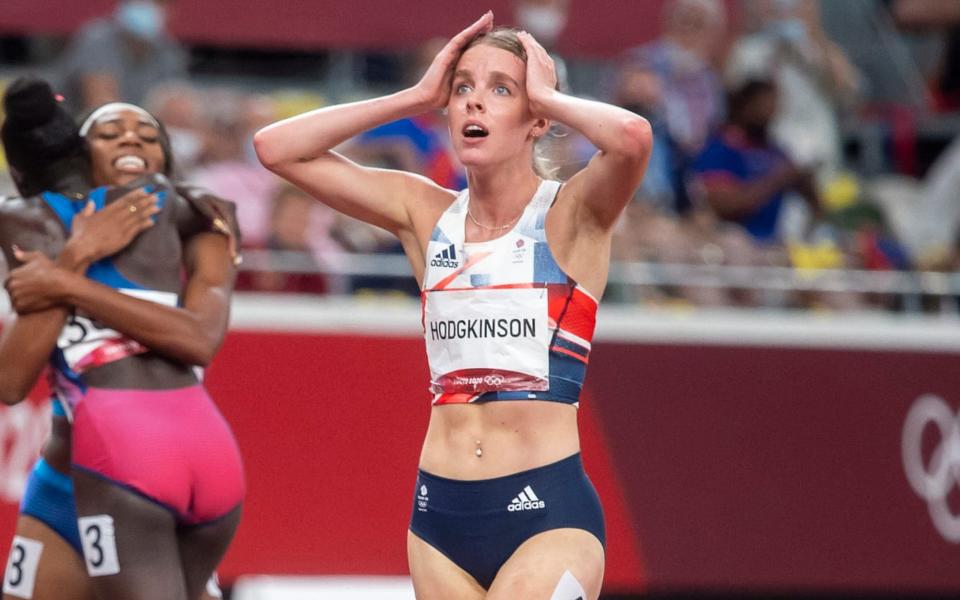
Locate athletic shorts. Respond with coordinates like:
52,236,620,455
72,385,245,524
19,458,82,555
409,453,605,589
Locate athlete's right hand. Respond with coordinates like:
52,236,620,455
63,189,160,268
412,11,493,110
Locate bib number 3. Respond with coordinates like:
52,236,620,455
78,515,120,577
3,536,43,599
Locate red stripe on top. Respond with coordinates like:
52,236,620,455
428,251,493,291
551,345,589,364
548,285,597,344
433,282,544,293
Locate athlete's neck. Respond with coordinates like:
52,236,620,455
465,164,540,226
45,156,93,197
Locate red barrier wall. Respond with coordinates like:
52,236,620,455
2,309,960,594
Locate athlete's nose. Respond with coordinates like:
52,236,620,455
118,129,143,146
466,94,484,113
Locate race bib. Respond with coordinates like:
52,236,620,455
424,287,550,393
57,289,177,373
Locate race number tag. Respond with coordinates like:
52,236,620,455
3,536,43,599
78,515,120,577
424,287,550,393
57,289,178,373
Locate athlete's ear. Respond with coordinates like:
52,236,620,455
529,118,549,141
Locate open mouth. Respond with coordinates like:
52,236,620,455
463,123,489,138
113,154,147,174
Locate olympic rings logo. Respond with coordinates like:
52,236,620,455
901,394,960,543
483,374,505,386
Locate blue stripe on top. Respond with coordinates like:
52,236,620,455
40,188,144,290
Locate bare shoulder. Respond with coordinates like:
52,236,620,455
403,176,460,249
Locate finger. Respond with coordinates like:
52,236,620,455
108,189,151,212
520,31,549,62
135,194,160,211
451,11,493,45
82,200,95,217
11,246,42,263
15,250,45,263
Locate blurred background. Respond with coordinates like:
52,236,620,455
1,0,959,598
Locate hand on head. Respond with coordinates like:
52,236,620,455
517,30,558,115
414,11,494,110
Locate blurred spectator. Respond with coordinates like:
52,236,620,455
613,58,691,214
345,38,465,190
145,82,205,175
624,0,727,155
193,91,282,249
236,185,338,294
55,0,187,115
514,0,569,51
692,79,820,244
726,0,861,181
514,0,571,92
892,0,960,111
870,132,960,270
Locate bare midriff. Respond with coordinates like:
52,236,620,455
419,401,580,480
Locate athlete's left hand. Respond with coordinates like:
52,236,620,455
518,31,558,116
5,247,69,313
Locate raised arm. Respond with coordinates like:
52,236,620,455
518,32,653,232
253,13,493,238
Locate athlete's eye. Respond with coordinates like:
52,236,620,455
455,83,472,95
138,126,159,144
494,85,511,96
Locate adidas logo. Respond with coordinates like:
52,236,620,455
430,244,459,268
507,485,545,512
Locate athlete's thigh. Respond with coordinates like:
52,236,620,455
177,505,241,600
486,528,604,600
407,531,484,600
72,469,188,600
3,515,92,600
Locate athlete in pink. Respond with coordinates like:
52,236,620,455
1,91,241,600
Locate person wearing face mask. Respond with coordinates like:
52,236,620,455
54,0,187,116
624,0,727,156
725,0,861,182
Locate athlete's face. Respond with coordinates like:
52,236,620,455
447,44,540,169
86,109,166,187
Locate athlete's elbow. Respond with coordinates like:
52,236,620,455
0,376,28,406
253,128,284,170
617,116,653,160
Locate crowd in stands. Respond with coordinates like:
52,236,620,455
2,0,960,312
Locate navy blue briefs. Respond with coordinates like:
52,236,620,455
20,458,82,555
409,453,605,590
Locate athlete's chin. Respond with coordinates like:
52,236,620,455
110,172,140,187
457,149,496,169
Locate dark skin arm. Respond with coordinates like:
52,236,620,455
0,192,159,405
702,162,820,220
8,232,236,368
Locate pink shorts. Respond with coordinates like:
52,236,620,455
72,385,245,524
